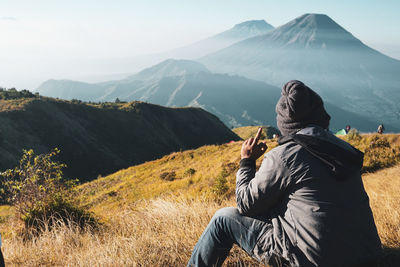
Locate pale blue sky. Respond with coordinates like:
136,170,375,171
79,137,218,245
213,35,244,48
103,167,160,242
1,0,399,89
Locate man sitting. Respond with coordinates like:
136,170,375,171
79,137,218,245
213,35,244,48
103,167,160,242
187,80,382,267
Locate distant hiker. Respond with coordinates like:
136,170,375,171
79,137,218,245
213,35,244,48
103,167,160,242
187,80,381,267
377,124,385,134
345,124,351,133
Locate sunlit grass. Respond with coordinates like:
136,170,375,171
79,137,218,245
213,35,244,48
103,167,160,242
78,133,400,214
2,165,399,266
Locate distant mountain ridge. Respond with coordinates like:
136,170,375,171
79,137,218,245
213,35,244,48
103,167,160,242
0,97,239,181
200,14,400,128
37,59,383,132
37,59,281,127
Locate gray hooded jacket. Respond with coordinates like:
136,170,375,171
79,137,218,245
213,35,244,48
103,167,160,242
236,126,381,266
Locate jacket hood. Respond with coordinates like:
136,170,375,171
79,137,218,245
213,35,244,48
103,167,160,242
278,133,364,181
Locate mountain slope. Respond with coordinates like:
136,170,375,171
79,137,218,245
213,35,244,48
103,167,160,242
200,14,400,129
0,96,239,181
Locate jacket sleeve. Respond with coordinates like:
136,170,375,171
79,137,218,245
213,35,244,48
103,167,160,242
236,149,291,216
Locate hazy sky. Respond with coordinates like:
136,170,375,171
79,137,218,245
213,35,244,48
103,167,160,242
1,0,399,89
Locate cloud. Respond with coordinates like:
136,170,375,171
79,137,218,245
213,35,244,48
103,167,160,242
0,16,17,21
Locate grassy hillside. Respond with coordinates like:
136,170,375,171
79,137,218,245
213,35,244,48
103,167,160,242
0,133,399,266
78,141,248,214
76,132,400,214
0,96,239,181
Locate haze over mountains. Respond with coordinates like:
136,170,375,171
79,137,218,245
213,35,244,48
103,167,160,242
125,20,275,72
159,20,274,59
37,14,400,132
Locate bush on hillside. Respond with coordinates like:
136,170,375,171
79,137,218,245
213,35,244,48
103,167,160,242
160,171,176,181
362,136,400,172
0,88,37,100
71,99,83,104
211,168,230,198
1,149,98,236
344,128,361,142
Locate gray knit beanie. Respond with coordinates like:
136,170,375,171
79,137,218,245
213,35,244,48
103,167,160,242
276,80,330,136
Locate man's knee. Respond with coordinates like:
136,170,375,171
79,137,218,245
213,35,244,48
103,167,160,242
212,207,240,221
207,207,240,243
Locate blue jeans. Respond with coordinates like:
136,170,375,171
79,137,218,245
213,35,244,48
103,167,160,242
187,207,273,267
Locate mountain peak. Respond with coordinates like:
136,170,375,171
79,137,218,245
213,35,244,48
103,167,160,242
127,59,210,81
216,19,274,40
300,13,331,19
266,13,361,49
233,20,274,30
296,13,344,30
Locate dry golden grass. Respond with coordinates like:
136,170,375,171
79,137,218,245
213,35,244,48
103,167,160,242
2,198,264,266
0,98,33,112
2,164,399,266
363,165,400,248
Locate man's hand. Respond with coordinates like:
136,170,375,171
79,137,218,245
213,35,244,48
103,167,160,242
241,127,268,160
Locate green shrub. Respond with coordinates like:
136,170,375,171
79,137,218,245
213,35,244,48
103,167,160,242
71,99,83,104
211,168,230,197
1,149,98,235
345,128,361,142
362,136,400,172
0,88,37,99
